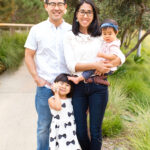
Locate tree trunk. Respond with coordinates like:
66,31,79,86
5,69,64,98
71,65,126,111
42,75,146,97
137,27,142,57
125,29,150,57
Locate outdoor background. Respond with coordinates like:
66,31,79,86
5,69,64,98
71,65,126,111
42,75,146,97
0,0,150,150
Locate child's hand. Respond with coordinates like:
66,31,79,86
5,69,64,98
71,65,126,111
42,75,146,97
51,82,59,93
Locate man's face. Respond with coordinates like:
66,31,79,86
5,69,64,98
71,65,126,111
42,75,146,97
45,0,67,23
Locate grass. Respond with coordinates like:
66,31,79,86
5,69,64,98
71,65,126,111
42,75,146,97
127,105,150,150
102,81,128,137
0,31,27,72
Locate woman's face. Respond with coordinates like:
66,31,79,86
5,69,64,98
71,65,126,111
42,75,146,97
76,3,94,31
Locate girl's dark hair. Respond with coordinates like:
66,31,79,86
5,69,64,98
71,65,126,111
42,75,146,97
54,73,73,98
72,0,101,37
45,0,67,4
100,18,118,34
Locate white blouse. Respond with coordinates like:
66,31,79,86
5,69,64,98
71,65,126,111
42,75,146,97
63,31,125,76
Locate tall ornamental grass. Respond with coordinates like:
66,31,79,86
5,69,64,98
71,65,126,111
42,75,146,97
128,105,150,150
102,80,129,137
0,32,27,71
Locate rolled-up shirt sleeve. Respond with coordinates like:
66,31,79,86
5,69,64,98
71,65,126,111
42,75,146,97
110,46,126,65
24,26,37,50
63,33,77,74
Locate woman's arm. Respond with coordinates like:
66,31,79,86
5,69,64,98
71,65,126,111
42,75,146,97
75,61,112,73
109,45,126,66
108,57,122,67
97,52,117,60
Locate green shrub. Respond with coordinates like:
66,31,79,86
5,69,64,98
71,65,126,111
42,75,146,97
102,81,128,137
0,32,27,70
102,110,123,137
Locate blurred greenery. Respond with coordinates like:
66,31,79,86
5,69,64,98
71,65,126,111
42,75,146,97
0,31,27,73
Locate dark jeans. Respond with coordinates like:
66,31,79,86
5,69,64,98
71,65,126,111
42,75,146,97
72,82,108,150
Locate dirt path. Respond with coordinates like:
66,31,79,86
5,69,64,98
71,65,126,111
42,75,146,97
0,61,37,150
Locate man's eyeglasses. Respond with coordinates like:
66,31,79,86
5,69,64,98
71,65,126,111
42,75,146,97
78,10,93,17
47,2,65,8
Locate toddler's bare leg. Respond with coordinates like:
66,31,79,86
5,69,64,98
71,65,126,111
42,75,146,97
68,75,84,84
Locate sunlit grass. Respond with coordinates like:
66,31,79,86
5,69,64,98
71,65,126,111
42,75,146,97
128,105,150,150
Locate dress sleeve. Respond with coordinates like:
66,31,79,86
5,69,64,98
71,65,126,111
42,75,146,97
63,32,77,74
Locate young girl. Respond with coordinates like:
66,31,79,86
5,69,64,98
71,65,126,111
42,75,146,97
48,73,81,150
68,19,125,85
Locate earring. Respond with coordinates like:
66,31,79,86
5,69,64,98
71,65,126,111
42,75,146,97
76,19,78,22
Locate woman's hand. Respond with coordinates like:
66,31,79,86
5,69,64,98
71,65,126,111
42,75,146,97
109,57,121,67
94,61,113,74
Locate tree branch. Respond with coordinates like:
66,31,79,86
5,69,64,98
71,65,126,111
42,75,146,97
125,29,150,57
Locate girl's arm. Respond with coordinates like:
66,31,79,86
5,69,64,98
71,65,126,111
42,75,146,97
97,52,117,60
48,93,62,111
48,83,61,111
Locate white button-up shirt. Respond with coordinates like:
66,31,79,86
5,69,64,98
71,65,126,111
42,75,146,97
24,18,72,85
63,31,125,76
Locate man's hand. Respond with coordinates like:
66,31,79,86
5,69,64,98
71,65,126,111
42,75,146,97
94,61,113,74
34,76,47,87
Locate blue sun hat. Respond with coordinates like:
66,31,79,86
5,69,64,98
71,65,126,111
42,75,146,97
100,23,118,31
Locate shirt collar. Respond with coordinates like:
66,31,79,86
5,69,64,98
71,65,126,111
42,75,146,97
46,18,65,29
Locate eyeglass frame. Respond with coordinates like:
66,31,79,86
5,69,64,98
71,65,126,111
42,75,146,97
78,10,94,17
46,2,65,8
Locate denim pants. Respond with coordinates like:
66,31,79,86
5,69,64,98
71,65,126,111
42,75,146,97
35,86,53,150
72,82,108,150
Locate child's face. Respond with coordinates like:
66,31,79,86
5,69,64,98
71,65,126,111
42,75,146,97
102,27,117,43
57,81,71,97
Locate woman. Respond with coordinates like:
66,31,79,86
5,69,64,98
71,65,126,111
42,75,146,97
64,0,125,150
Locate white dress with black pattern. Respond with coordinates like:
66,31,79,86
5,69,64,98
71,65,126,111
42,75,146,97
49,98,81,150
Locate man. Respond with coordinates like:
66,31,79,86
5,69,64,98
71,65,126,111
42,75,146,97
24,0,71,150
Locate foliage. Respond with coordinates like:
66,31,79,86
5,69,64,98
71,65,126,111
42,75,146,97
13,0,47,23
0,0,47,23
0,32,27,70
102,110,123,137
96,0,150,56
0,0,16,22
128,106,150,150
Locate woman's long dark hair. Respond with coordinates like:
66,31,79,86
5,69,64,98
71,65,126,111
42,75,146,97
72,0,101,37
